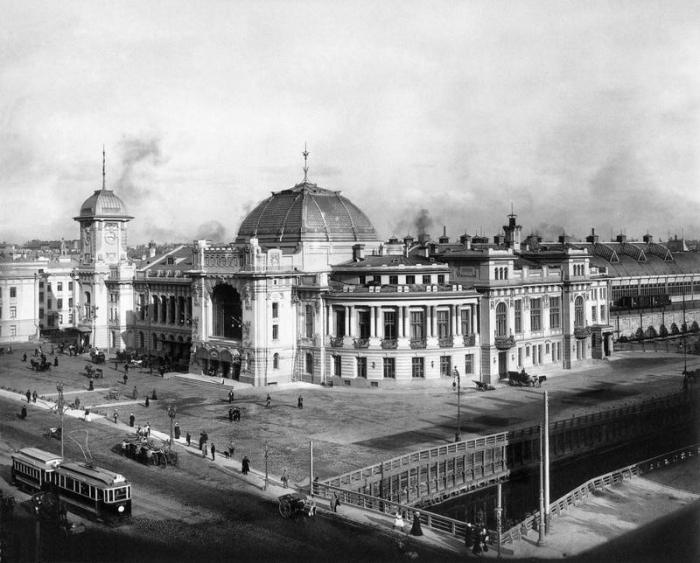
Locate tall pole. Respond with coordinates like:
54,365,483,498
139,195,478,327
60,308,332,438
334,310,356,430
496,482,502,559
309,440,314,497
544,390,550,533
264,442,269,491
56,382,65,459
454,368,462,442
167,404,176,451
537,423,545,546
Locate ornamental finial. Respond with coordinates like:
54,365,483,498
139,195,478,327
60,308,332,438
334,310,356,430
302,143,309,182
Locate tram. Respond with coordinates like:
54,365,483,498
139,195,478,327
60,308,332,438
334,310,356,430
11,447,132,522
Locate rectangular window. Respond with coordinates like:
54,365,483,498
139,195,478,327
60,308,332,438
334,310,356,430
10,325,16,336
57,298,63,309
591,305,597,322
549,297,561,329
358,310,370,339
39,292,44,302
57,282,63,292
10,287,16,298
464,354,474,374
48,316,55,327
59,314,63,324
405,275,415,284
47,283,51,291
68,313,73,323
334,355,342,377
383,310,396,340
68,281,73,291
10,306,17,319
357,357,367,378
383,357,395,378
47,299,52,310
514,300,522,333
422,275,431,285
517,347,523,367
272,324,279,340
68,297,73,308
389,275,398,285
410,310,424,340
460,308,471,335
38,282,43,289
359,275,366,285
39,308,44,318
272,302,279,319
600,305,606,321
437,310,450,339
411,357,424,378
305,305,314,338
530,298,541,331
440,355,451,376
437,274,445,284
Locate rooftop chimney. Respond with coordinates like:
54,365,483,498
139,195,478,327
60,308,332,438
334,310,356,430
352,243,365,261
585,228,599,244
438,225,449,244
459,233,472,250
642,233,654,244
616,233,627,243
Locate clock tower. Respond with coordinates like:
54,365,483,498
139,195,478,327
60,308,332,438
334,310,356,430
73,149,135,350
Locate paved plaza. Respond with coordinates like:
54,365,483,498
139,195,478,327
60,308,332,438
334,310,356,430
1,342,696,485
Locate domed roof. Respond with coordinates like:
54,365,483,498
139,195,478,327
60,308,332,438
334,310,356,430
236,182,378,245
75,189,133,221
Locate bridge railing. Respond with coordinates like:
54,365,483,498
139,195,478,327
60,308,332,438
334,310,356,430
500,444,700,545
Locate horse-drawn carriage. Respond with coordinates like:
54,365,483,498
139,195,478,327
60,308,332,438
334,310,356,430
89,348,105,364
278,493,314,518
120,437,178,467
85,364,103,378
30,358,51,371
508,370,546,387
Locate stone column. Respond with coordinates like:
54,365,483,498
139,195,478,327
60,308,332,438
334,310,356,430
370,306,376,337
455,305,462,336
430,305,437,338
345,306,351,337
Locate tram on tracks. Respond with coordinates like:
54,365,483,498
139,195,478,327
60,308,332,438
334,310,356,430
11,447,132,522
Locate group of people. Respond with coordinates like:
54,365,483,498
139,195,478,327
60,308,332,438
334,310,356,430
465,523,490,555
25,389,38,403
392,510,423,536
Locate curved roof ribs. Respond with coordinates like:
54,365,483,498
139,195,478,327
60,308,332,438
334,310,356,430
591,243,620,263
253,196,276,237
278,192,303,242
645,242,674,262
336,194,358,240
619,243,647,262
311,197,331,242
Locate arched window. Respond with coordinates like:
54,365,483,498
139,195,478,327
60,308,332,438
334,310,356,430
496,302,507,336
138,331,144,348
152,295,159,323
574,296,584,327
211,285,243,339
305,305,314,339
160,295,167,323
273,353,279,369
503,268,508,280
305,353,314,374
152,333,158,350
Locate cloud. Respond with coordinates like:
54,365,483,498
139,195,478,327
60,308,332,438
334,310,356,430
114,134,166,202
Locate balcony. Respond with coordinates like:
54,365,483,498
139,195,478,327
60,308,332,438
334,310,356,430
574,326,592,339
410,338,427,349
330,336,344,348
381,339,397,349
353,338,370,349
438,337,453,348
494,335,515,350
463,334,476,347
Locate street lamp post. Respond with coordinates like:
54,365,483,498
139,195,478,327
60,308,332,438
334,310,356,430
56,382,65,459
167,404,176,451
264,442,269,491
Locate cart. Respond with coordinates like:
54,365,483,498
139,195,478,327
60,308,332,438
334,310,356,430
278,493,312,519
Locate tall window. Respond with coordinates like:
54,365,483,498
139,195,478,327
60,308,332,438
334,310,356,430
440,356,451,376
389,275,398,285
411,357,424,378
461,308,471,335
334,355,342,377
272,324,279,340
57,298,63,309
68,281,73,291
422,275,431,285
358,310,370,339
464,354,474,374
10,287,16,298
405,275,415,284
383,357,396,378
272,302,279,318
305,353,314,374
305,305,314,338
273,353,279,369
437,310,450,339
383,310,396,340
600,305,606,322
574,296,585,327
57,282,63,292
410,310,425,340
514,300,522,333
357,357,367,378
496,303,507,336
530,298,541,331
591,305,597,322
437,274,445,284
549,297,561,329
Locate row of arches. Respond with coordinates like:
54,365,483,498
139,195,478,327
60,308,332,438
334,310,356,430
495,296,586,336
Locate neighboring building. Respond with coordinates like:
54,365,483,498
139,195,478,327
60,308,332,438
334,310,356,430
0,261,41,342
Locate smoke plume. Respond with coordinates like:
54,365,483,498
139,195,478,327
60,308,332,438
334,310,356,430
196,220,227,242
414,208,433,239
114,134,165,201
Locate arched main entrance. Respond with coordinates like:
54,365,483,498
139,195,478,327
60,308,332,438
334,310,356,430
211,284,243,339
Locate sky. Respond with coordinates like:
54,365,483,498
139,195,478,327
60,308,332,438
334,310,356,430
1,0,699,245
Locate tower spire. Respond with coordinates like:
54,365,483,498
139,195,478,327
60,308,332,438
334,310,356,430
102,145,106,191
302,143,309,182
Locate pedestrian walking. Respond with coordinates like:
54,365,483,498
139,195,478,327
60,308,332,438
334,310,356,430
186,432,191,447
198,432,204,450
84,408,90,422
145,396,150,407
32,390,38,403
132,386,138,399
265,394,271,408
331,492,340,512
129,413,135,427
88,379,94,391
393,511,405,532
22,353,27,362
228,389,234,403
297,395,303,409
228,407,234,422
145,422,151,436
228,440,234,458
123,373,128,385
241,456,250,475
211,443,216,460
54,356,58,367
281,468,289,488
113,410,119,424
20,406,27,419
26,389,31,403
174,422,181,440
410,511,423,536
202,443,208,458
125,363,129,375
